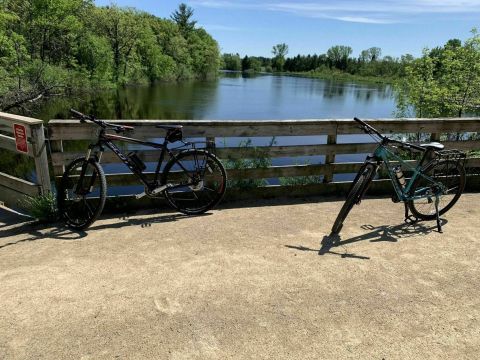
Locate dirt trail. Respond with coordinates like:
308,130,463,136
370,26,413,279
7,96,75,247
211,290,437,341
1,195,479,359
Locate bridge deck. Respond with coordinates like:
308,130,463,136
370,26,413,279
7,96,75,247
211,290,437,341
1,195,479,359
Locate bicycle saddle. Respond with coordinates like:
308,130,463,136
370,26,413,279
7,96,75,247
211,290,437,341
156,125,183,130
420,142,444,150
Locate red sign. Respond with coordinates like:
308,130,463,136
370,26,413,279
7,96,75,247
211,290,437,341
13,124,28,154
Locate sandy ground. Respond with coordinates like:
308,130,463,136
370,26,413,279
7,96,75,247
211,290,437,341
0,194,479,359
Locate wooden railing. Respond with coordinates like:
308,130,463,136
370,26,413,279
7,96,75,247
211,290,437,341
0,112,51,208
47,118,480,204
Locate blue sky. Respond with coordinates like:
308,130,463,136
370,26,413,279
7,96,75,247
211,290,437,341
95,0,480,58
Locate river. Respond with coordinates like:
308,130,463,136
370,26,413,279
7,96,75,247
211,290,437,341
34,73,396,121
3,73,397,188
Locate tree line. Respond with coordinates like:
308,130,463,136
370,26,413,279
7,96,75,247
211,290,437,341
222,43,413,78
222,33,480,118
0,1,220,111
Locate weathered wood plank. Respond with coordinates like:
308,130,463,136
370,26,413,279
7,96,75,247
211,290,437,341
0,112,42,126
0,133,34,156
0,172,40,196
48,118,480,140
47,120,338,140
49,139,480,167
30,124,51,193
52,162,405,188
336,118,480,134
49,140,65,176
0,121,32,137
323,134,336,183
50,143,378,166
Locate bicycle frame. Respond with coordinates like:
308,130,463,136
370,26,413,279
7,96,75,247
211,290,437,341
370,142,445,202
85,129,194,192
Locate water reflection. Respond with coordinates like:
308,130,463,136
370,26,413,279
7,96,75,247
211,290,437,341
35,80,220,121
32,73,395,121
2,74,396,186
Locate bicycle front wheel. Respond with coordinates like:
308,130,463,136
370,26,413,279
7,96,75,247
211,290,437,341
57,157,107,230
408,159,465,220
331,164,376,234
162,149,227,215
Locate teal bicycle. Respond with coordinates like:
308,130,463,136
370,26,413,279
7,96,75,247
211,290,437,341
331,117,466,234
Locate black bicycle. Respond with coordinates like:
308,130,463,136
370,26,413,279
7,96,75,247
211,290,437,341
331,117,466,235
58,109,227,230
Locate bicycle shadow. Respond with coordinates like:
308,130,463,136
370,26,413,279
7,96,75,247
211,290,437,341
285,219,448,260
0,212,211,250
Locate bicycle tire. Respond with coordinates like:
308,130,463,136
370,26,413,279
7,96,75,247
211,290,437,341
331,164,376,234
162,149,227,215
408,159,465,220
58,157,107,230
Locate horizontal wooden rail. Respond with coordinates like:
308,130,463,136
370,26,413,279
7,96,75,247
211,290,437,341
0,172,41,197
48,118,480,141
0,134,34,156
52,158,480,188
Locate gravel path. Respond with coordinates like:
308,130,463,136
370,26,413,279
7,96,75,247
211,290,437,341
1,195,479,359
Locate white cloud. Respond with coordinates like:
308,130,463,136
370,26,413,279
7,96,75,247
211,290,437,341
190,0,480,24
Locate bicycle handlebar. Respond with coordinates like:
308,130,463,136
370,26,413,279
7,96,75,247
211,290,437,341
353,117,426,152
70,109,134,133
354,117,385,139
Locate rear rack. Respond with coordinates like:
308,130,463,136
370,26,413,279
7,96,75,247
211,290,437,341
175,140,217,155
435,149,467,168
436,149,466,159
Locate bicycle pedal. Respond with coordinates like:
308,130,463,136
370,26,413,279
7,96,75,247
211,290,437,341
151,184,168,195
135,191,146,199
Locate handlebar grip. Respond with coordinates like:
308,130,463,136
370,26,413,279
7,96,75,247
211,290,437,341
354,117,368,127
70,109,85,120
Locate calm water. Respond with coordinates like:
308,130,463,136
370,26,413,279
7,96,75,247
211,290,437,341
4,74,396,191
35,73,396,121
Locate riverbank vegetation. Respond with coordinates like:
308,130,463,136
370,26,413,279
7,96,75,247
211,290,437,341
396,31,480,118
221,44,412,82
0,1,220,111
222,31,480,117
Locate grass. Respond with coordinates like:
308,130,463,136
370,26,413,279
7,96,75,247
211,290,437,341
18,192,57,223
280,70,397,84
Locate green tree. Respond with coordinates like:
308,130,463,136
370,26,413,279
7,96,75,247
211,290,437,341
272,43,288,72
326,45,352,70
94,6,142,84
0,1,221,110
170,3,196,37
222,53,241,71
396,31,480,117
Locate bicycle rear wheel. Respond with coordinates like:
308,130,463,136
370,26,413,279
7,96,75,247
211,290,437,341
57,157,106,230
408,159,465,220
331,164,376,234
162,149,227,215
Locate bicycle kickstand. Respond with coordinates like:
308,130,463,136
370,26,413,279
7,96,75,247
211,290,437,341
404,202,418,225
434,195,442,233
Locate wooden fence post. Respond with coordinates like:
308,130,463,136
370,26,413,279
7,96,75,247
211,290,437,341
430,132,441,142
323,132,337,183
30,123,51,194
206,136,215,154
49,140,64,177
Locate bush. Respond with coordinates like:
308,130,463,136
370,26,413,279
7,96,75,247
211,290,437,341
19,193,57,223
